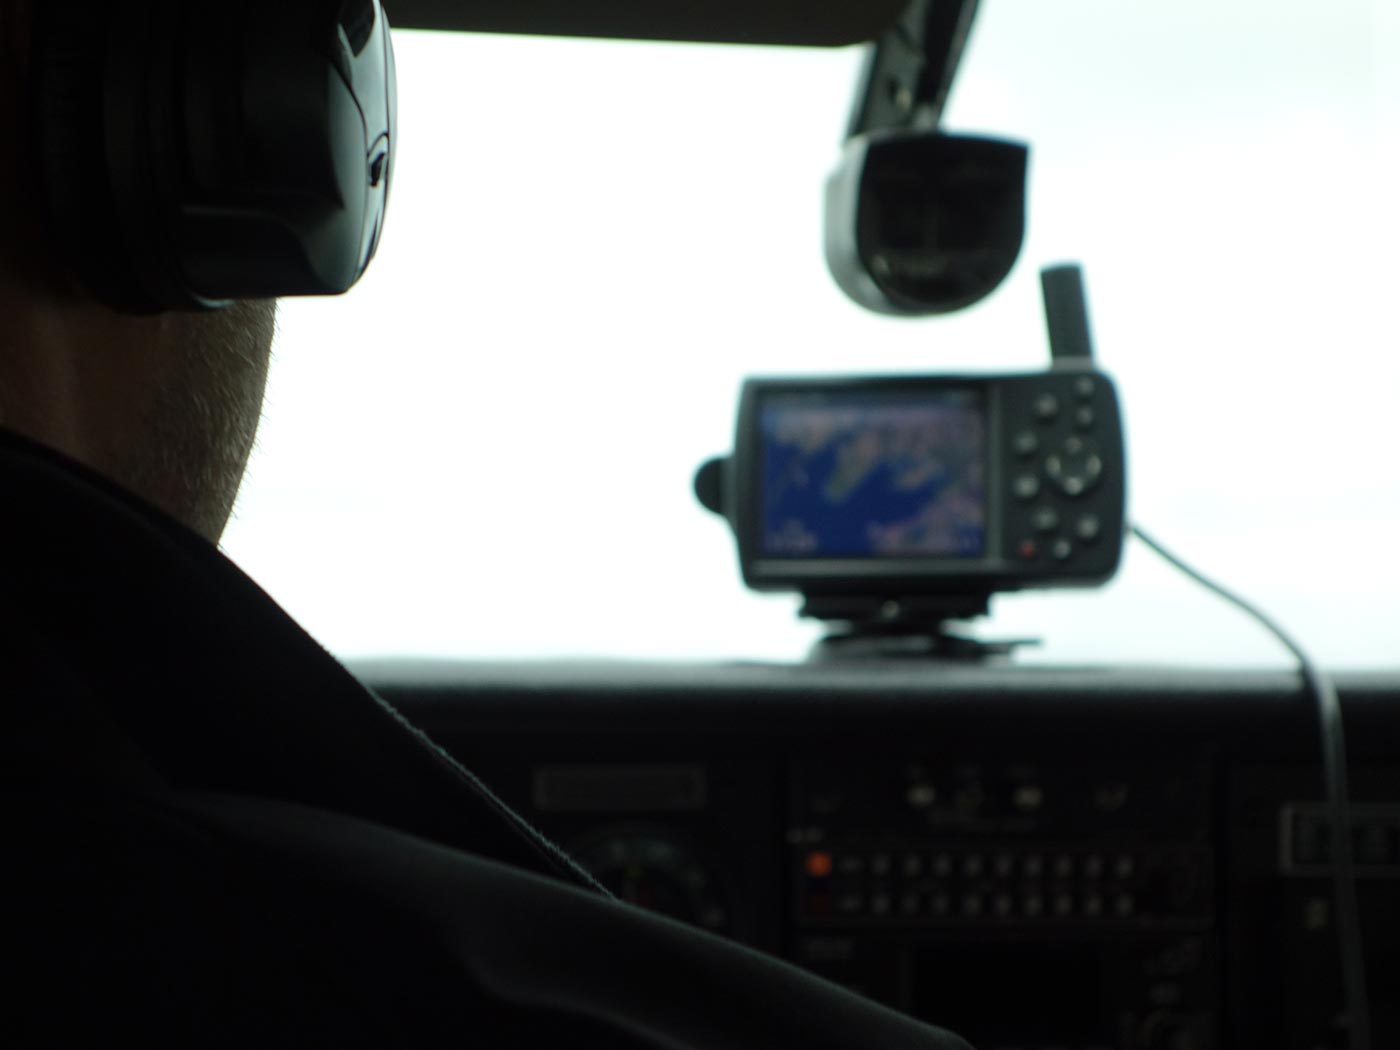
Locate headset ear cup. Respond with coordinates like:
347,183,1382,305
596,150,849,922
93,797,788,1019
32,1,396,312
33,2,163,312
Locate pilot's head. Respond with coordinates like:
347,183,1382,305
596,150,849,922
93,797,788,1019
0,0,277,543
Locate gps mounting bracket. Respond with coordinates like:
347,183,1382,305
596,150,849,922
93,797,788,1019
800,592,1039,662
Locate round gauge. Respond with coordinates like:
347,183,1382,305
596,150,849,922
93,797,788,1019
572,831,730,935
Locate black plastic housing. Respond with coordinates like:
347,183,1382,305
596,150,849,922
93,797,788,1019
825,132,1028,316
33,0,397,312
729,371,1127,600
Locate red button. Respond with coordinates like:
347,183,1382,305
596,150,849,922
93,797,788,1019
1019,540,1039,560
805,851,834,879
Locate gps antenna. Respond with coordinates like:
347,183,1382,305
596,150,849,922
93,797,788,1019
1041,263,1096,365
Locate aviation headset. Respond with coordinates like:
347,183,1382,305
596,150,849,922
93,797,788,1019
32,0,397,313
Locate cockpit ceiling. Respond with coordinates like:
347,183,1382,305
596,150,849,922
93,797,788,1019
382,0,908,46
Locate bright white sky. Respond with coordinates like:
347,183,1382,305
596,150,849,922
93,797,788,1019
221,0,1399,669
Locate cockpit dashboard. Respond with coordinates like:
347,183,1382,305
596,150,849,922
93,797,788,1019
358,660,1400,1050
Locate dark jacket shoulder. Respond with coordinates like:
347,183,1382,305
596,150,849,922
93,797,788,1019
0,431,972,1050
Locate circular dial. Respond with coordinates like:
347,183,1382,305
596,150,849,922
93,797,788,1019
572,832,730,934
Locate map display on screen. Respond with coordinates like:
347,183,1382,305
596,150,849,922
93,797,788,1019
759,390,987,559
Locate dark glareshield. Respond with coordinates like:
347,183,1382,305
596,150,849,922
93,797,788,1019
825,131,1028,316
383,0,910,46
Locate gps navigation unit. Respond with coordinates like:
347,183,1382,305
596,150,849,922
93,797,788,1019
698,370,1127,614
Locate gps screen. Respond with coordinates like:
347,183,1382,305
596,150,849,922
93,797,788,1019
758,389,988,559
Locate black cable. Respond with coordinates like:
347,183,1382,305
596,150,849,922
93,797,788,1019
1130,524,1370,1050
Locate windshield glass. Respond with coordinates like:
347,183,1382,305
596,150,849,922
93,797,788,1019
221,1,1399,668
